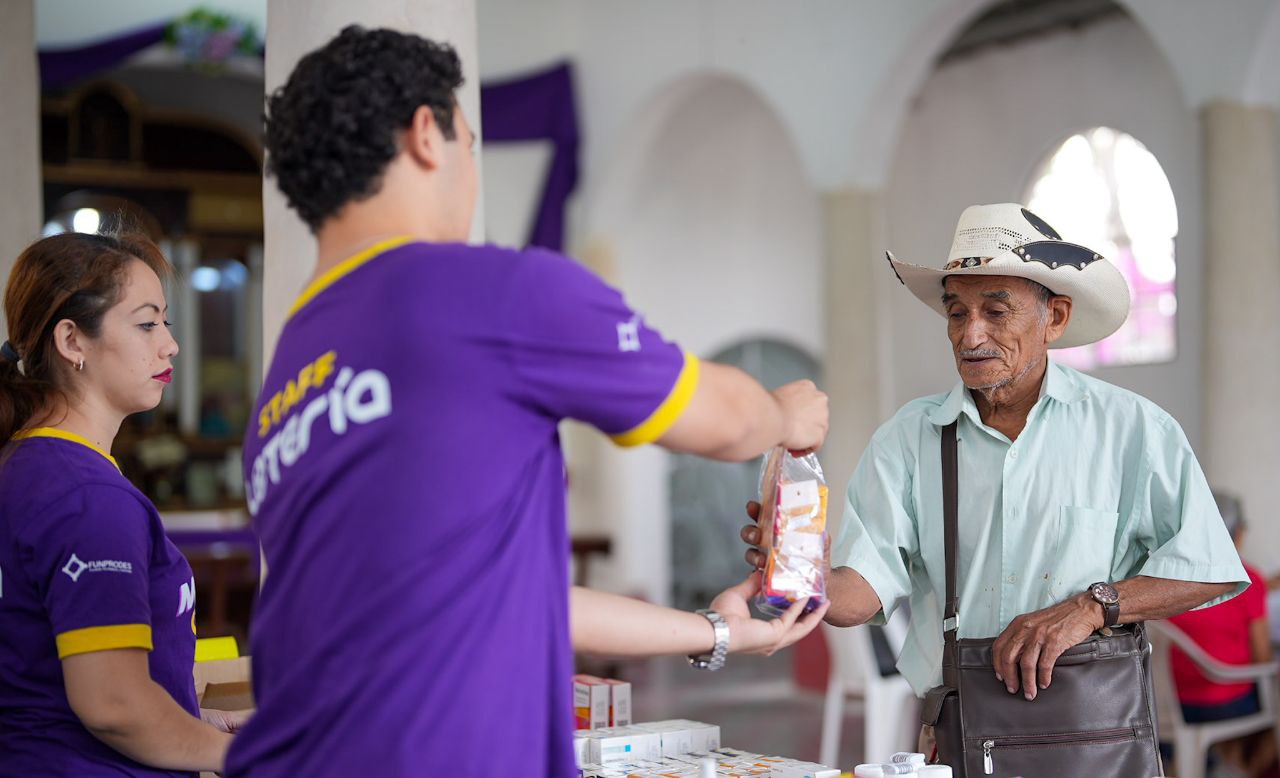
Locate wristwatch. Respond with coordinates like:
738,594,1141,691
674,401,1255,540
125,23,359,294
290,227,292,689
1087,582,1120,628
688,609,730,672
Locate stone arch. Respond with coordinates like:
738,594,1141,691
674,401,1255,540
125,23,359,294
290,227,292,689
848,0,1193,189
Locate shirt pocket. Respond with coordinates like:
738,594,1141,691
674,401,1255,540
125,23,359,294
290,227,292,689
1046,506,1119,602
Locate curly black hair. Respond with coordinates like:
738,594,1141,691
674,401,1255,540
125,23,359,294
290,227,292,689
263,26,465,232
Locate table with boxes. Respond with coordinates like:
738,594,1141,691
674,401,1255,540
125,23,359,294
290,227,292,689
573,674,843,778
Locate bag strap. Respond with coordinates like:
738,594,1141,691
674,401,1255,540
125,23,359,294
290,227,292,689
941,422,960,686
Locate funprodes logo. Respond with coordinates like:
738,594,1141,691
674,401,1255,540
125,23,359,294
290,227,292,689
61,553,133,582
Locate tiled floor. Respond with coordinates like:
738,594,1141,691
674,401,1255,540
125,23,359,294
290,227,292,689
586,648,869,771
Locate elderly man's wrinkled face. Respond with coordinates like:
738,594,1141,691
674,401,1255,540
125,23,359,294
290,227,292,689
943,275,1065,392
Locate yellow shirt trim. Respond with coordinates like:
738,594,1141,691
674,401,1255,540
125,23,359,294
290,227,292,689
610,352,701,448
286,236,415,322
56,624,153,659
12,427,120,471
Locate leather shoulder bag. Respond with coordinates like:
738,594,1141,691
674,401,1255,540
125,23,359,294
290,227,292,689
921,422,1163,777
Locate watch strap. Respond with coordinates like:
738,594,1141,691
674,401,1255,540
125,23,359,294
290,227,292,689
689,609,730,671
1101,598,1120,627
1089,582,1121,628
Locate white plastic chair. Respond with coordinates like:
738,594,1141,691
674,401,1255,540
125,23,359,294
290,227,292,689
1147,620,1280,778
819,611,919,766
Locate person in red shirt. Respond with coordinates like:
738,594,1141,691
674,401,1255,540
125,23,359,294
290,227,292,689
1169,492,1276,777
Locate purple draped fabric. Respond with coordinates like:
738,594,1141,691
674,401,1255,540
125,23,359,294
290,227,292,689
480,61,581,251
38,21,169,91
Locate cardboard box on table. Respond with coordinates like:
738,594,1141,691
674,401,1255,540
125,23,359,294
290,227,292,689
195,656,253,710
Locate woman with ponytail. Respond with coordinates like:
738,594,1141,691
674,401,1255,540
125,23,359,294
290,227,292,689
0,232,243,776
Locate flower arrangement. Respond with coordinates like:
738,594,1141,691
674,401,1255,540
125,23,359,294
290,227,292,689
164,8,262,69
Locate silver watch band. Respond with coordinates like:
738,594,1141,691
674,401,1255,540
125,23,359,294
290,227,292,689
688,609,730,672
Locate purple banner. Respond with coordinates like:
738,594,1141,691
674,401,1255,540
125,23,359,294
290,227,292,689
39,21,169,90
480,62,581,251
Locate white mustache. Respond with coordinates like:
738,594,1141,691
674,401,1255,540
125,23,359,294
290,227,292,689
958,348,1001,359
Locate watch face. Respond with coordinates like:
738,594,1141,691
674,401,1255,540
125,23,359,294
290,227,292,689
1091,583,1119,605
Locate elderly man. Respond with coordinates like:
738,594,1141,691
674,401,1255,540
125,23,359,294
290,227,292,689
745,203,1248,771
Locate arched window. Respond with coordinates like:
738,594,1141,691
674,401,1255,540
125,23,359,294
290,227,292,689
1025,127,1177,369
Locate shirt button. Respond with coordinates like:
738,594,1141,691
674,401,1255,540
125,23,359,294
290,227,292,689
1008,575,1017,584
1009,449,1019,459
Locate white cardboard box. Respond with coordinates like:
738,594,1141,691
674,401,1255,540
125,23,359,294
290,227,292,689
573,733,591,768
667,720,721,752
604,679,632,727
573,675,611,730
588,727,663,764
632,721,694,757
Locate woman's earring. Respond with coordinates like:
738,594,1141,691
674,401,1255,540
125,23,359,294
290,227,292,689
76,358,84,372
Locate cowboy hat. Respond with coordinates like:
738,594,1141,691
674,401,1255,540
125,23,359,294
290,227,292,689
885,203,1131,349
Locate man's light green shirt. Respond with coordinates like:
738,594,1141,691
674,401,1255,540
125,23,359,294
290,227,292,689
833,360,1248,696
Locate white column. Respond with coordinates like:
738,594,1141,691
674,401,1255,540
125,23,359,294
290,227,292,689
821,190,888,535
1201,101,1280,570
261,0,484,368
0,0,41,338
172,239,202,436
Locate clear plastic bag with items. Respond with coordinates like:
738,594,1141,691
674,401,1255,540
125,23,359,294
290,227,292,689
755,446,828,617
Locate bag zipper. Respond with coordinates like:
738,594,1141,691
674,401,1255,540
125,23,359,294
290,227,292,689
979,728,1138,775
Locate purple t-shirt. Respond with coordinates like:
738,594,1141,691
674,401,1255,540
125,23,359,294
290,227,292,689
227,239,695,777
0,430,199,777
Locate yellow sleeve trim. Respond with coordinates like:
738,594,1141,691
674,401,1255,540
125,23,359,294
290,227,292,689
56,624,153,659
610,352,701,448
286,236,414,322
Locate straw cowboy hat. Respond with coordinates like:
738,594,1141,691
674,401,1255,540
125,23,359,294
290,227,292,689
885,203,1131,349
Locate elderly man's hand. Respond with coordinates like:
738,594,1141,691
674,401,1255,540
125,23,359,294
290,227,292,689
741,501,766,570
991,594,1105,700
740,500,831,572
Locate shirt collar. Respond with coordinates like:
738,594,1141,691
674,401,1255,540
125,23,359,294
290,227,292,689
926,359,1086,427
1041,359,1087,405
11,426,121,470
926,380,971,427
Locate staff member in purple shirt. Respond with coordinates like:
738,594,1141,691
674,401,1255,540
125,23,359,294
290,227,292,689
229,26,829,778
0,232,247,776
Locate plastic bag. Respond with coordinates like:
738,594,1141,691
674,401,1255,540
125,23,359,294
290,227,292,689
755,446,828,616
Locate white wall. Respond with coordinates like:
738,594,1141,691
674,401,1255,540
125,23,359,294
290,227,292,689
576,74,822,602
476,0,971,196
882,14,1205,448
473,0,1280,202
593,76,823,359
